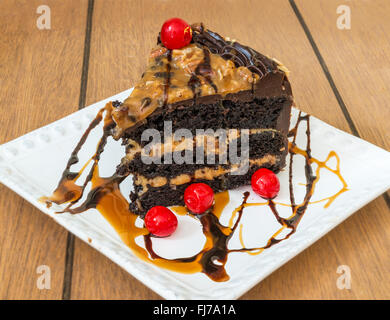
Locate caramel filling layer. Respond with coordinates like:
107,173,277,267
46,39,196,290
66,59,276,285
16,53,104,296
124,128,281,161
134,154,277,196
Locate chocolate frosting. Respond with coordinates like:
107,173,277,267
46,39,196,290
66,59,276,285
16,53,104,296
190,23,277,77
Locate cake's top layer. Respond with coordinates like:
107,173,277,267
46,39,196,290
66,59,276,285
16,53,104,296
111,23,291,138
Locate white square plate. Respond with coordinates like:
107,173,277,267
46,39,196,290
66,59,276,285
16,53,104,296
1,89,389,299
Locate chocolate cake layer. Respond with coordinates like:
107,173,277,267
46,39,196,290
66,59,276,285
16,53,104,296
119,95,292,142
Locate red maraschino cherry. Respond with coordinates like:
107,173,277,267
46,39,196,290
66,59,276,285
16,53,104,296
145,206,178,237
160,18,192,49
184,183,215,214
251,168,280,200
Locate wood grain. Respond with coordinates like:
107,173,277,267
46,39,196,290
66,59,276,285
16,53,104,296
296,0,390,151
0,0,88,299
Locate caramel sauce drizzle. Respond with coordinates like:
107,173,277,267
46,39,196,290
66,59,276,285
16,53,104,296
41,109,348,282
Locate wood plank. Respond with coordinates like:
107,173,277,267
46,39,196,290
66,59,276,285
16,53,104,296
295,0,390,151
71,240,161,299
242,197,390,299
0,0,88,299
70,0,389,299
289,0,390,298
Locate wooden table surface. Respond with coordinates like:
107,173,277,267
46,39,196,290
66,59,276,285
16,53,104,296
1,0,389,300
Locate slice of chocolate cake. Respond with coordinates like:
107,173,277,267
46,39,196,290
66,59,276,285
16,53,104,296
111,23,293,215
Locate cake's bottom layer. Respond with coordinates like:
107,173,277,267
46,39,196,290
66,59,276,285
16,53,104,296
123,129,288,215
129,157,282,216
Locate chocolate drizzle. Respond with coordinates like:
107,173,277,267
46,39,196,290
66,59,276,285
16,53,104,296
188,74,202,98
162,50,172,107
196,48,218,92
40,105,116,208
41,109,348,282
144,191,249,281
191,23,274,77
187,47,218,98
